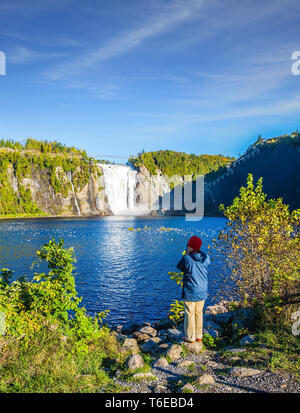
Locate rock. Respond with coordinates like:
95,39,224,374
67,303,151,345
114,369,122,378
115,333,129,344
166,344,183,361
205,301,230,315
166,328,184,341
127,354,145,371
132,331,151,342
122,338,139,354
240,334,255,346
177,359,194,368
122,322,140,334
154,384,168,393
153,318,173,330
205,361,219,369
203,313,215,322
215,311,235,325
205,320,221,330
184,341,203,354
198,374,216,385
229,367,261,378
141,337,161,354
156,342,172,354
225,347,246,353
132,372,156,381
153,357,169,368
138,326,157,338
231,308,256,331
204,328,219,339
229,356,241,362
180,383,194,393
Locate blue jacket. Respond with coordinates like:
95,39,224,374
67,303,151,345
177,251,210,302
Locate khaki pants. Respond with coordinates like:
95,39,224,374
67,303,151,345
184,300,205,342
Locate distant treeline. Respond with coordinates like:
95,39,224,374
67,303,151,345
0,138,88,158
128,150,235,177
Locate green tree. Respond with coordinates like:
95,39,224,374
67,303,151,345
214,174,300,321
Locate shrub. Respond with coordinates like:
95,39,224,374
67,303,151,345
213,173,300,324
0,239,109,353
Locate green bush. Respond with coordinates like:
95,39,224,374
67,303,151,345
0,239,109,354
214,173,300,324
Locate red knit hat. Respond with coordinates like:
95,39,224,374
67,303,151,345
187,236,202,251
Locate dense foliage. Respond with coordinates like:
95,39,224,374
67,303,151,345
0,239,109,354
213,174,300,323
129,150,235,178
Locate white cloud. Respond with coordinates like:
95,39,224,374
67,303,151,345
46,0,205,80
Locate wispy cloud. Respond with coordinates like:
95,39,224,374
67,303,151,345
8,45,67,63
46,0,205,80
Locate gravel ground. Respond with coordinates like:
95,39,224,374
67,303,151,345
113,349,300,394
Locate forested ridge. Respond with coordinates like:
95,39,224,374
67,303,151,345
129,150,235,177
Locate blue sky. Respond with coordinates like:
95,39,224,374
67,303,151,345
1,0,300,161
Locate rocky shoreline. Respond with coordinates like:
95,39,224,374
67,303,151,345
110,301,300,393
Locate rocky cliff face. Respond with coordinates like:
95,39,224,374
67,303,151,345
9,164,108,216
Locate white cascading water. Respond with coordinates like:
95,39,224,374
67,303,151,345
66,171,81,216
99,164,150,215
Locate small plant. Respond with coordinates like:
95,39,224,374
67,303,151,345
202,334,217,349
168,299,184,323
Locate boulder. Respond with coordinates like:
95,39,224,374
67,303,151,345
122,338,139,354
127,354,145,371
153,318,173,330
166,344,183,361
177,359,195,368
205,320,222,331
154,384,168,392
225,347,246,353
240,334,255,346
122,322,140,334
180,383,194,393
166,328,184,342
215,311,235,325
153,357,169,368
184,341,203,354
229,367,261,378
205,301,230,315
132,372,156,381
204,329,219,339
231,308,257,331
156,342,172,354
132,331,151,342
141,337,161,354
198,374,216,385
138,326,157,338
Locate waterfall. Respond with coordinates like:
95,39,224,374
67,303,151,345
99,164,150,215
66,171,81,216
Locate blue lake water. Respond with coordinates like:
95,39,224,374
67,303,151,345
0,216,227,326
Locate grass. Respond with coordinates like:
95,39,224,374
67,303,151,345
0,212,49,220
217,326,300,380
0,326,128,393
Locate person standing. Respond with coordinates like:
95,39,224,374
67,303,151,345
177,236,210,343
